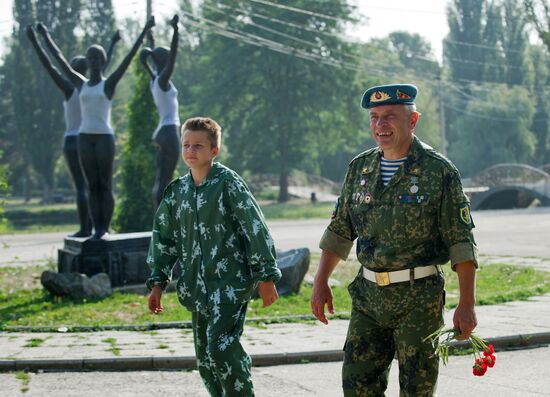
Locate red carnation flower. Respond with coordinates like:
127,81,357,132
483,344,495,356
473,358,488,376
483,354,496,368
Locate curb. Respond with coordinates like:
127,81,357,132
1,314,351,333
1,332,549,373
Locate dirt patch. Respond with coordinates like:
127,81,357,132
0,264,55,292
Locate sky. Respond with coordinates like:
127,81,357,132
0,0,449,61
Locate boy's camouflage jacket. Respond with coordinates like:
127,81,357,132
320,136,478,271
146,162,281,312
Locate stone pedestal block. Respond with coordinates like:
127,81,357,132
41,270,112,299
58,232,151,287
275,248,310,295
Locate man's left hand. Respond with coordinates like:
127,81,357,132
452,303,477,340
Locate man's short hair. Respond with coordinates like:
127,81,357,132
182,117,222,148
405,104,417,114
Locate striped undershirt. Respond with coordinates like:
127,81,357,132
380,156,407,186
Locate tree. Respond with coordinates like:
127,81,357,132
529,45,550,165
4,0,81,202
82,0,116,50
0,153,9,232
189,0,361,202
445,0,488,85
525,0,550,50
501,0,531,86
113,61,156,232
388,32,440,77
448,84,536,177
480,2,507,83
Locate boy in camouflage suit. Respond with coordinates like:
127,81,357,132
147,117,281,397
311,84,478,396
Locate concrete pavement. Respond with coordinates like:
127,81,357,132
2,346,550,396
1,293,550,372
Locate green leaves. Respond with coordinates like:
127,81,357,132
113,61,156,232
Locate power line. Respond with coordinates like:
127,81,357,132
202,3,361,65
212,2,343,39
443,102,545,122
443,38,526,54
202,4,323,49
181,13,360,72
248,0,354,23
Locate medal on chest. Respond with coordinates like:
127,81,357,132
409,176,419,193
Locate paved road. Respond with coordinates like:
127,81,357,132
2,207,550,267
1,346,549,396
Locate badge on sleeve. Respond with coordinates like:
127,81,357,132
458,203,471,226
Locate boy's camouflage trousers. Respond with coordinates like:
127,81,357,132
192,302,254,397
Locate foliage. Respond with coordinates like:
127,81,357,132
529,46,550,165
189,0,363,202
444,0,546,174
82,0,116,49
2,0,82,203
445,0,488,84
113,61,157,232
1,0,550,201
525,0,550,50
448,84,536,177
501,0,531,86
0,158,9,233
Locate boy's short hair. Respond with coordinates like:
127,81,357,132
182,117,222,148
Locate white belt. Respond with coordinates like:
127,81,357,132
362,265,439,287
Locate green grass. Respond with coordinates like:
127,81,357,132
261,200,334,219
15,371,30,393
1,260,549,328
23,337,47,348
1,197,79,234
0,263,56,292
102,337,120,356
1,223,79,234
3,199,76,213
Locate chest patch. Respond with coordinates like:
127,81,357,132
398,194,429,205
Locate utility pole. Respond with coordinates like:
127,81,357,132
146,0,152,20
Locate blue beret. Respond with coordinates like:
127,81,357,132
361,84,418,109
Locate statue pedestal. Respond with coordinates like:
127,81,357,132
58,232,151,287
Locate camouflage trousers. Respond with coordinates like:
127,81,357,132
342,273,445,397
192,303,254,397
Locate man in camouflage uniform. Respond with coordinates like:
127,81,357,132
311,84,478,396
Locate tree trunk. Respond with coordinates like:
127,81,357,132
23,170,31,203
41,181,52,204
278,171,289,203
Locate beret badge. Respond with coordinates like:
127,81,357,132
370,91,391,103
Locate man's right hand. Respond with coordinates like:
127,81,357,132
311,280,334,325
148,285,164,314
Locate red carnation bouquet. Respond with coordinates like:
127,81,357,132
424,327,497,376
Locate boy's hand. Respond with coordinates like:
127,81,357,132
258,281,279,308
148,285,164,314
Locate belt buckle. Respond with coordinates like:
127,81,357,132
375,272,390,287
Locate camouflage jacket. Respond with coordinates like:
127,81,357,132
146,162,282,312
320,136,478,271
